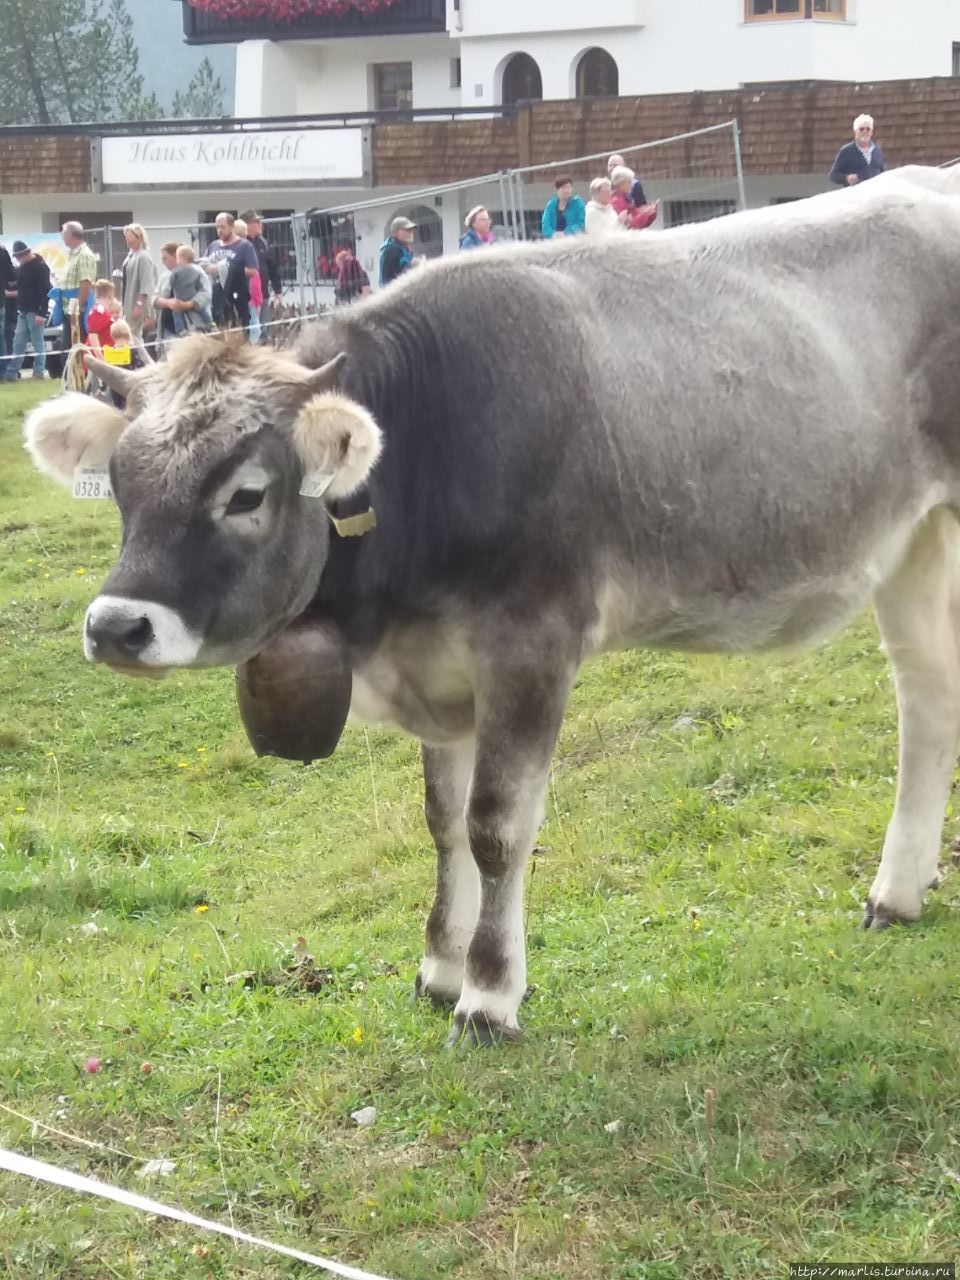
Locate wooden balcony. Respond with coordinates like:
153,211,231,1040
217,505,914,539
178,0,447,43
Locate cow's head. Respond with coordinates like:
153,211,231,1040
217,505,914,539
24,338,381,676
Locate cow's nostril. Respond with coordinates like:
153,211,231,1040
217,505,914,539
87,608,155,663
119,616,154,655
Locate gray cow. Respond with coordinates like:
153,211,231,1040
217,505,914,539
24,165,960,1043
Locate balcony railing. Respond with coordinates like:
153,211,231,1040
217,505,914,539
178,0,447,43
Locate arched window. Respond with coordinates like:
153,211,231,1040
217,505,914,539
575,48,619,98
501,53,543,106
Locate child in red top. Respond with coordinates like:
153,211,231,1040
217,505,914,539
86,279,121,356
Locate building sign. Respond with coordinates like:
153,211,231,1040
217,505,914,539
101,129,365,186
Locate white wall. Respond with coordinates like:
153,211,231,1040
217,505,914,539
457,0,960,104
232,0,960,116
461,30,644,103
235,41,299,118
234,35,460,118
451,0,646,39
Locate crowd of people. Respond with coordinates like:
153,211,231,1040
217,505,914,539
0,117,885,379
0,208,288,383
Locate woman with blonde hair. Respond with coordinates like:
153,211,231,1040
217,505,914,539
585,177,629,237
120,222,158,336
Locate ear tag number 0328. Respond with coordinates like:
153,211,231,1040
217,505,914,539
72,467,114,501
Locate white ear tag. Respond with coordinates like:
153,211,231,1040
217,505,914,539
299,470,335,499
72,467,114,500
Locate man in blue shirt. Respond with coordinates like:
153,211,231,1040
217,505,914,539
204,211,258,332
379,217,416,287
829,114,885,187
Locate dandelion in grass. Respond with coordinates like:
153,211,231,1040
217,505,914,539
75,568,86,576
194,904,209,915
177,762,190,769
352,1026,363,1044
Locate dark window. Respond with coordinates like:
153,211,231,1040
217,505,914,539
259,209,296,287
953,42,960,76
450,57,462,89
664,199,737,228
576,48,619,98
308,212,357,281
373,62,413,112
501,53,543,105
746,0,844,18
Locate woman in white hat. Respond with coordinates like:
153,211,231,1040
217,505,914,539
459,206,493,251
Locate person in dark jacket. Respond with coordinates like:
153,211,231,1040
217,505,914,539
829,114,885,187
240,210,283,342
379,217,416,287
0,244,16,373
1,241,51,382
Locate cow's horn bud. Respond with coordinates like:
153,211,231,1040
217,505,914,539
85,355,141,401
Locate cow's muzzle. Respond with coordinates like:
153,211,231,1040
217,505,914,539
84,595,201,672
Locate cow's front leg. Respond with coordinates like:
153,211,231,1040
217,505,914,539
448,645,576,1046
416,739,479,1007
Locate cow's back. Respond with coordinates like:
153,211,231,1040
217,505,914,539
299,170,960,648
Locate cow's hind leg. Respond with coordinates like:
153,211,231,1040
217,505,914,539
865,507,960,928
416,740,479,1007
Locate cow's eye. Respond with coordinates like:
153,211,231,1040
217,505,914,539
225,487,265,516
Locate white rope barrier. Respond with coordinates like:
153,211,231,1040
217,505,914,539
0,1147,399,1280
0,309,327,378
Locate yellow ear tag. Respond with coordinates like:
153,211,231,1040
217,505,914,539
103,345,132,366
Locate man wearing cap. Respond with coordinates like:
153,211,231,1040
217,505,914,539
379,216,416,287
1,241,51,383
240,210,283,342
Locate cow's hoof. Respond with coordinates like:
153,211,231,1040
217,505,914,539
445,1011,522,1049
861,897,915,931
413,970,457,1010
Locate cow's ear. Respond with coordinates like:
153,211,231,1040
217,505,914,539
293,392,382,500
23,392,127,488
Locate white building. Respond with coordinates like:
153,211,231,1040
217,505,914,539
232,0,960,117
3,0,958,301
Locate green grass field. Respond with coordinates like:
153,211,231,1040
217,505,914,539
1,379,959,1278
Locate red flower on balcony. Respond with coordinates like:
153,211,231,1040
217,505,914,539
188,0,400,18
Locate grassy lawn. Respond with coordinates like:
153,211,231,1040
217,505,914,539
1,379,959,1278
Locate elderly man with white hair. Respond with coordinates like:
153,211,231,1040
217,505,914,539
829,114,885,187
